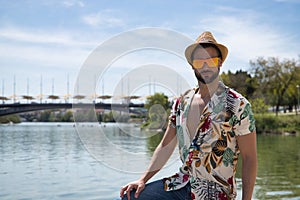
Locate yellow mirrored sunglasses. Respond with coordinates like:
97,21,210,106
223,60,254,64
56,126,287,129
192,57,219,69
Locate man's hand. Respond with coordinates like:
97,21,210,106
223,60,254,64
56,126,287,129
119,125,177,200
120,179,146,200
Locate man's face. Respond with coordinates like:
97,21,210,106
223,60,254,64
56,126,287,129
192,46,222,84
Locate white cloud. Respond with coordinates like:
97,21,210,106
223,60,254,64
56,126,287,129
62,0,85,8
82,10,125,28
0,27,95,47
0,42,89,68
0,26,96,79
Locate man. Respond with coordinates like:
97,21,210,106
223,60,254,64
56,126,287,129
120,31,257,200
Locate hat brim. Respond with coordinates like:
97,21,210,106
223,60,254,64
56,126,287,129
185,42,228,66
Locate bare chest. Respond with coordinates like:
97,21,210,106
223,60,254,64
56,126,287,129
187,94,208,139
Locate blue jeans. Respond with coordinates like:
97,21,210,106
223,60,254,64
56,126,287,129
121,179,192,200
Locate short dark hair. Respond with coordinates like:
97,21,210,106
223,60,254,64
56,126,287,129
191,43,222,60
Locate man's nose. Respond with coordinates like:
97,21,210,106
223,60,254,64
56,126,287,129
202,62,209,69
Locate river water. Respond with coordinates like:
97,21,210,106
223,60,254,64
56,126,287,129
0,123,299,200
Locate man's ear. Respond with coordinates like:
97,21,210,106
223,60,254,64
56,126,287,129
219,58,223,67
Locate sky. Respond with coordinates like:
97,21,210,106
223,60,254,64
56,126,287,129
0,0,299,102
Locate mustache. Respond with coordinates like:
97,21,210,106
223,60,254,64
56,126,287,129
199,70,213,73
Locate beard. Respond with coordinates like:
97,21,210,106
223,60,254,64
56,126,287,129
194,69,219,84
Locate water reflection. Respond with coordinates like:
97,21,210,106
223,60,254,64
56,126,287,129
0,123,95,200
254,135,300,199
145,130,164,154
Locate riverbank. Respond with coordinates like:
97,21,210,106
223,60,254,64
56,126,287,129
0,114,20,124
1,113,299,136
255,113,299,135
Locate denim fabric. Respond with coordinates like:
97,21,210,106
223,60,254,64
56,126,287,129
121,179,191,200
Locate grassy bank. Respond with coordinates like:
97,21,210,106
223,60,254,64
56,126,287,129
255,113,300,135
0,114,21,124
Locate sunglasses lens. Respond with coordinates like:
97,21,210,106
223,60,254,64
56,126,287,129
192,57,219,68
206,58,219,67
192,60,204,68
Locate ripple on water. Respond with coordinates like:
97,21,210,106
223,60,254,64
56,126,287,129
266,190,294,196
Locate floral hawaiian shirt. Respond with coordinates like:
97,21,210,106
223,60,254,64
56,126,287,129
163,82,256,200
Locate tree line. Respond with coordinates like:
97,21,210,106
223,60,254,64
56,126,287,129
221,56,300,115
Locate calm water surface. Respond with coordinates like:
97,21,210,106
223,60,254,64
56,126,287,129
0,123,299,200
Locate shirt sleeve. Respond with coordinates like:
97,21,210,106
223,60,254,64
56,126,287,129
233,98,256,136
168,98,180,128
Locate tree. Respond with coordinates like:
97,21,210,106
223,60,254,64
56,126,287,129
249,98,269,114
220,70,257,98
145,93,170,110
0,114,20,124
250,57,300,115
143,93,170,130
39,110,51,122
62,110,74,122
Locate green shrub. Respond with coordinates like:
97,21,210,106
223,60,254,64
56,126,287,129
0,114,21,124
254,114,300,134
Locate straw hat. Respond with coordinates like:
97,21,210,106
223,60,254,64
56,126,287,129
185,31,228,65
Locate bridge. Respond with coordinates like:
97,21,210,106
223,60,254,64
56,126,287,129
0,103,145,117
